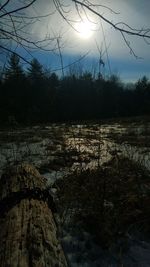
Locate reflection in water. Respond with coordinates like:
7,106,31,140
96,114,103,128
0,123,150,183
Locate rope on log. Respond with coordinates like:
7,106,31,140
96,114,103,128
0,188,57,217
0,163,67,267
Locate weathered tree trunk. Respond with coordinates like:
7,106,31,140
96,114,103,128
0,164,67,267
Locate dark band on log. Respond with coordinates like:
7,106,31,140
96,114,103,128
0,163,67,267
0,188,57,217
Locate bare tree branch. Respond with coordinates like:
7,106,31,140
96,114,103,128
52,51,89,73
0,44,30,64
83,0,120,15
72,0,150,40
0,0,150,68
0,0,37,18
57,38,64,77
0,0,10,12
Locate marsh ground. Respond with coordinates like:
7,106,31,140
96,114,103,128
0,118,150,266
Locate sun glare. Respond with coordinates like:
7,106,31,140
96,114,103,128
74,19,95,39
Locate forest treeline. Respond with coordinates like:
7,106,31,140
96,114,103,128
0,54,150,125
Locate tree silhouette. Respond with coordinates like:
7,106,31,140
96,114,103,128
0,55,150,125
0,0,57,64
28,59,44,82
5,54,25,80
135,76,150,114
1,54,28,123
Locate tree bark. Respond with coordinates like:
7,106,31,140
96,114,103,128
0,163,67,267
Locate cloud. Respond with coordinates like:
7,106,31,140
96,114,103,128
29,0,149,81
2,0,149,81
23,1,149,59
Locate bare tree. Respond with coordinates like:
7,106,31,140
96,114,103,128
0,0,58,65
0,0,150,66
54,0,150,58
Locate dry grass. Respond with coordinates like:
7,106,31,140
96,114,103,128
55,156,150,248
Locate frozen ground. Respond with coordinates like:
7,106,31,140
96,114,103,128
0,122,150,266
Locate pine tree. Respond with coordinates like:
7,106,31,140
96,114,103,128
28,58,44,82
5,54,25,81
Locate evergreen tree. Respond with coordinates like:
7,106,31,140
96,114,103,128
2,54,28,123
135,76,150,114
27,58,51,122
28,59,44,83
5,54,25,81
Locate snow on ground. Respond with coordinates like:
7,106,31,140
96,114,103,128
0,123,150,266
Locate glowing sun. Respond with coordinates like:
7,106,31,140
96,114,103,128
75,19,95,39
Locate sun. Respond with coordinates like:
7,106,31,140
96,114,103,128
74,18,95,39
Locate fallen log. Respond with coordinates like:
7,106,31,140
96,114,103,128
0,163,67,267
